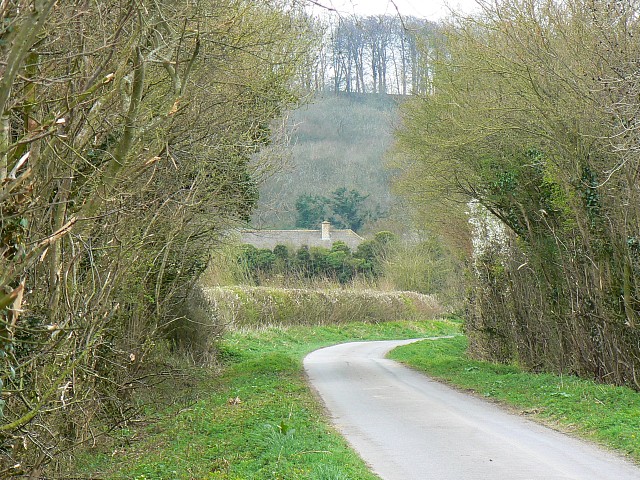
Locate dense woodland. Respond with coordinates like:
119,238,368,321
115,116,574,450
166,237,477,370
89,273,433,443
252,93,399,230
253,13,439,231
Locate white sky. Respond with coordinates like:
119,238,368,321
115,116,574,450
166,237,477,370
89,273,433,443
308,0,481,21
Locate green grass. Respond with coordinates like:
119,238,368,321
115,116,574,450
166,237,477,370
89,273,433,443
75,318,460,479
388,336,640,462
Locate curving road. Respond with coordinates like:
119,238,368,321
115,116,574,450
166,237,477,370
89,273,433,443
304,339,640,480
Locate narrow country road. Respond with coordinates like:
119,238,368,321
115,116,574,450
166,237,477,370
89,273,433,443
303,339,640,480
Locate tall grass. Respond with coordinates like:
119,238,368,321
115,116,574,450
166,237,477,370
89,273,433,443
383,238,467,310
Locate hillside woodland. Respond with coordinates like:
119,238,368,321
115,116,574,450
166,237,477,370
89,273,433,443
252,93,399,230
252,13,439,230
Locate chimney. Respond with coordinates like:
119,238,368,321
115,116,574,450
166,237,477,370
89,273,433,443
321,220,331,241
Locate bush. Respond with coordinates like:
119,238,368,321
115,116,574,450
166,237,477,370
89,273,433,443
189,285,443,332
234,232,398,286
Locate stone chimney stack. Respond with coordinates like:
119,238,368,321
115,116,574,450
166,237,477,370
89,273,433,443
321,220,331,241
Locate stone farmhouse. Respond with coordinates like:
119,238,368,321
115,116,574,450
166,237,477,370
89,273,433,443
241,221,364,251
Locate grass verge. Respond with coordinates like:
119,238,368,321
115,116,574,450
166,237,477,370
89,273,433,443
388,336,640,462
75,318,460,479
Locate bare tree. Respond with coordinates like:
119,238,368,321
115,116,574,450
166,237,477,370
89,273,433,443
322,14,435,95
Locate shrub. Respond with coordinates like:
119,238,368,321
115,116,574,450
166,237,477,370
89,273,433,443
189,285,444,332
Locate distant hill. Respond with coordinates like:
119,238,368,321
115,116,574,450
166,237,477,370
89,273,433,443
251,93,401,230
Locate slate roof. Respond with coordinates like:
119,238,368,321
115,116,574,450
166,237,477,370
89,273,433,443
240,225,365,251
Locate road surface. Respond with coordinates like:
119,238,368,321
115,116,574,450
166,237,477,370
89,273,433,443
303,339,640,480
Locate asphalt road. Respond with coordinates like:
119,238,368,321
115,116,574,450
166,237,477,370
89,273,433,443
303,339,640,480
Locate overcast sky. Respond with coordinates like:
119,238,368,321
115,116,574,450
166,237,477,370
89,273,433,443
308,0,481,21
